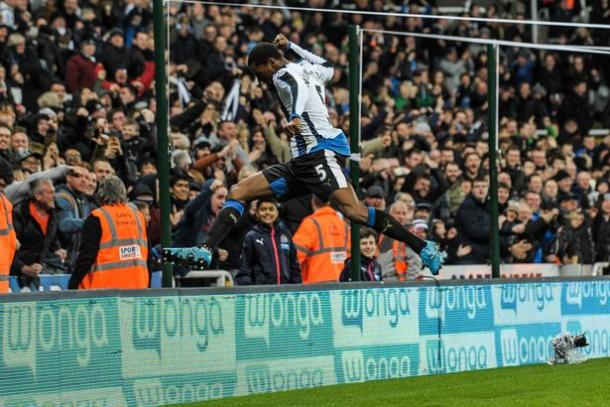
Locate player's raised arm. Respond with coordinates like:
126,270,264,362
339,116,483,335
275,34,334,82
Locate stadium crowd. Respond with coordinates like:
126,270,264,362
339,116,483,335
1,0,610,289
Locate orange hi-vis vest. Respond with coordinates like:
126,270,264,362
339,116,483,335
79,203,149,289
293,207,350,283
378,236,408,281
0,192,16,293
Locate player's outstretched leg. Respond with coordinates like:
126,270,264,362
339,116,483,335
329,186,443,275
162,172,273,268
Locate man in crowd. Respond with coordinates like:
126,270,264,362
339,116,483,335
11,178,66,289
455,177,491,264
56,165,95,271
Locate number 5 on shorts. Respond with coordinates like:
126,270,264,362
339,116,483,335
315,164,327,181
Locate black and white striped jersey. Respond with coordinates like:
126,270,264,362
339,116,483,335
271,42,350,158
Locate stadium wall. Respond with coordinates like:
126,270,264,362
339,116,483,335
1,278,610,406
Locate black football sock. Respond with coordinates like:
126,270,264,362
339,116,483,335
202,200,244,249
367,207,426,254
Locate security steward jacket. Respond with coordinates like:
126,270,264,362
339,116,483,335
0,191,17,293
293,206,350,283
378,236,408,280
68,203,149,289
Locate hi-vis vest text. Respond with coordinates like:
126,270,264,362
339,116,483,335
0,192,16,293
79,204,149,289
293,207,350,283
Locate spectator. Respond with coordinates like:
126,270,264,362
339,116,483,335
341,227,382,282
65,37,101,93
0,156,16,293
378,200,421,281
237,198,301,285
592,193,610,263
11,178,66,290
92,159,114,182
172,178,228,269
56,165,95,271
454,177,490,264
364,185,386,211
0,124,10,162
69,176,149,289
100,29,128,78
293,196,349,283
438,162,466,221
558,211,595,264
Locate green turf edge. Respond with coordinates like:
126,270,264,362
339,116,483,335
178,357,610,407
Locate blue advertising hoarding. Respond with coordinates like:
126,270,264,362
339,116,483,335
1,279,609,405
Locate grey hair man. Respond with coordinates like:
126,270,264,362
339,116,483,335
96,175,128,205
377,200,422,281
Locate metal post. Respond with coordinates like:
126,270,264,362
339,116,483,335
348,25,361,282
153,0,173,287
530,0,539,43
487,44,500,278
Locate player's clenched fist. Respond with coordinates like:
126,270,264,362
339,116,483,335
274,34,289,50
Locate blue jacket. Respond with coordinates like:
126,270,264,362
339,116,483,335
55,184,96,271
237,221,301,285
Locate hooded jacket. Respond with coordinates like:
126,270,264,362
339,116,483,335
237,221,301,285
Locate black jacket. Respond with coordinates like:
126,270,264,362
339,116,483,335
455,194,491,264
341,256,382,282
237,222,301,285
100,43,128,76
593,212,610,262
11,198,62,277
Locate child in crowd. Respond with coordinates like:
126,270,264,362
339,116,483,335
237,198,301,285
341,227,382,282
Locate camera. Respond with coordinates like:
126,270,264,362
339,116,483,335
549,333,588,365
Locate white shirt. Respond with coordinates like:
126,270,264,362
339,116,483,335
271,42,349,158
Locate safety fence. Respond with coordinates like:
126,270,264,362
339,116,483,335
8,263,609,293
1,278,610,406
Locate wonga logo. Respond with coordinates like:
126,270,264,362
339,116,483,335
566,319,610,358
563,281,610,314
237,356,334,396
120,296,234,378
419,285,493,334
339,345,419,383
2,302,111,372
239,292,333,360
425,339,488,374
498,323,560,367
244,293,324,345
340,288,411,331
501,284,554,312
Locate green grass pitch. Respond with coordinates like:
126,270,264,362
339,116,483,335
185,357,610,406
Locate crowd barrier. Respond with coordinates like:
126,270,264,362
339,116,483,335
8,263,607,293
1,277,610,406
8,272,164,293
